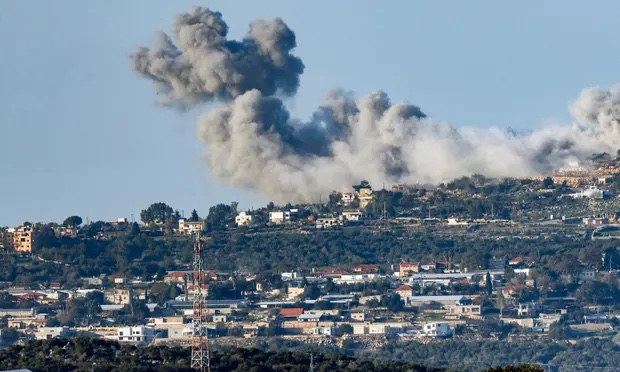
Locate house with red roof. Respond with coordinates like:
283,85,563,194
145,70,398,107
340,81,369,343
19,292,49,305
502,284,530,298
322,269,349,278
279,308,304,319
395,284,414,298
353,264,379,274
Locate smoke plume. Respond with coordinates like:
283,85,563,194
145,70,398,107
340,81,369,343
131,6,620,203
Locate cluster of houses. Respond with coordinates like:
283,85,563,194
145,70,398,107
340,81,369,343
0,250,615,346
235,184,373,229
236,207,364,230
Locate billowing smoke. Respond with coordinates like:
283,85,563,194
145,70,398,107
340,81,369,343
131,7,303,108
131,6,620,203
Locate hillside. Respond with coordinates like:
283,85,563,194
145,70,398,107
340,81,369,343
0,337,448,372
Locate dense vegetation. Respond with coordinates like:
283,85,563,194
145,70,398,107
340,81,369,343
4,336,616,371
0,337,450,372
1,221,619,288
370,338,620,372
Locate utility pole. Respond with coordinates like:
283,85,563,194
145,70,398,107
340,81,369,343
191,232,210,372
309,353,314,372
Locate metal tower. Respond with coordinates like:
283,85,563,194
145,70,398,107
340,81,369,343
191,231,210,372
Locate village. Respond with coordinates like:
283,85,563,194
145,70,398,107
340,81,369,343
1,171,620,350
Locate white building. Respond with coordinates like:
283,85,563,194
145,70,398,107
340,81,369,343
36,326,74,340
269,211,290,224
341,210,363,221
517,302,543,317
422,322,452,338
447,217,468,225
313,326,336,336
235,212,253,226
353,322,403,335
117,326,156,343
333,274,381,284
342,192,356,206
569,185,604,199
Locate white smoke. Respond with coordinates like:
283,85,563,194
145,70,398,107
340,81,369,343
131,7,620,203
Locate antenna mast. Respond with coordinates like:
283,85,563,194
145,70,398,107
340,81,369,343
191,231,210,372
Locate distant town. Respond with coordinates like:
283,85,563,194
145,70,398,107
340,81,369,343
1,157,620,370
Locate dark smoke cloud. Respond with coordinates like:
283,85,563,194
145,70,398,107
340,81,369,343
132,7,620,203
131,6,304,108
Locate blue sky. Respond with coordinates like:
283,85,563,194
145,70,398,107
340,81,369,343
1,1,619,226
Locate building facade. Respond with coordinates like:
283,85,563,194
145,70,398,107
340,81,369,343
117,326,156,342
10,225,35,253
178,219,205,235
235,212,253,226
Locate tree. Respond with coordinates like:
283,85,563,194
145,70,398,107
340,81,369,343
140,202,175,225
496,287,505,318
485,271,493,296
575,281,615,305
324,278,337,293
353,180,371,191
303,284,321,300
339,324,353,335
366,298,380,309
63,216,83,227
149,283,180,305
300,276,309,287
206,203,237,231
0,327,18,345
189,209,200,222
548,319,572,340
484,366,544,372
381,293,404,312
128,222,140,236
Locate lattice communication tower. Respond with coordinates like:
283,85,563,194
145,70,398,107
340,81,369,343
190,231,210,372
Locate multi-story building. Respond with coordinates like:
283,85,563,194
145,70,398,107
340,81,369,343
10,225,35,253
357,187,373,208
117,326,156,343
269,211,290,224
422,322,452,337
104,288,132,305
177,219,205,235
399,262,420,277
341,192,356,206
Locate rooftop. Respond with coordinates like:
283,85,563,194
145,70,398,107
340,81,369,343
280,308,304,317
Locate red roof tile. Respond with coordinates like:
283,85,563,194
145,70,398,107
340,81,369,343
279,308,304,317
